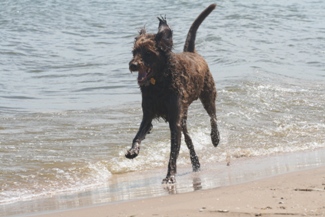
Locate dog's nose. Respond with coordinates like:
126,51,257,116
129,62,139,71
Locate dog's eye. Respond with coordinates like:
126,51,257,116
143,51,154,62
144,51,152,57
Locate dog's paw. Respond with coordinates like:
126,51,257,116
211,129,220,147
162,175,176,184
125,146,140,159
192,165,201,172
190,156,201,172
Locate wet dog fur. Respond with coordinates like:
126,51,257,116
126,4,220,184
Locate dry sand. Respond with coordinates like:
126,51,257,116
34,166,325,217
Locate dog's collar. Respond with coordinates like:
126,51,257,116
150,78,156,85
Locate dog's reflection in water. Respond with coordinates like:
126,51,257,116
163,174,202,194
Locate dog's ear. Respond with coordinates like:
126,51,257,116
139,28,146,35
155,16,173,52
135,28,146,42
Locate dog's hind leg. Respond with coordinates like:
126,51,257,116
125,117,153,159
181,111,200,172
199,73,220,147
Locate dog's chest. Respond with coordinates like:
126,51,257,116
141,84,174,121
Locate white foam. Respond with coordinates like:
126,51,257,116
0,161,113,205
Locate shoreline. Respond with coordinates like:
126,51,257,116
2,148,325,217
33,166,325,217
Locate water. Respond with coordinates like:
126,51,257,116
1,0,325,215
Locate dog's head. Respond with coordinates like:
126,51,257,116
129,17,173,86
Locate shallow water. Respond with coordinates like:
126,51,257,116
1,0,325,216
2,149,325,217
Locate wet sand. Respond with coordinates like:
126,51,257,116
34,166,325,217
2,148,325,217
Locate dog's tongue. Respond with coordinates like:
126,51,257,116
137,71,147,82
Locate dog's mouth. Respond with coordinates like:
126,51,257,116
137,68,152,85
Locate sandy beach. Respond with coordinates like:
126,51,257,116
30,160,325,217
1,149,324,217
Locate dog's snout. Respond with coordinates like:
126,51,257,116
129,61,139,71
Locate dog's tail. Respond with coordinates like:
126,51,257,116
183,4,216,53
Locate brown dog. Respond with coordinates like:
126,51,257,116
126,4,220,184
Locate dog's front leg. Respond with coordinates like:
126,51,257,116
162,120,181,184
162,98,182,184
125,116,153,159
